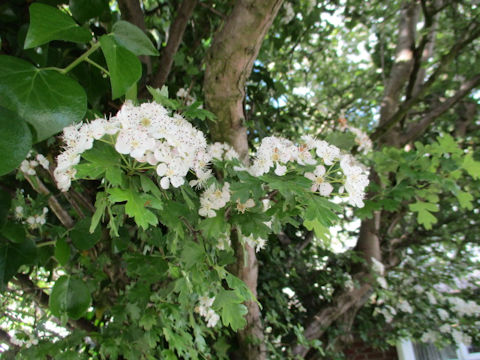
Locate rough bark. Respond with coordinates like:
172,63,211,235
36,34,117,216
204,1,283,359
291,279,373,358
401,74,480,144
204,0,284,161
152,0,198,88
378,0,419,145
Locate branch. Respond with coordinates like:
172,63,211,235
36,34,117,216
400,73,480,144
152,0,198,88
0,328,20,352
291,278,373,357
25,175,74,229
377,0,419,129
14,274,98,333
371,21,480,142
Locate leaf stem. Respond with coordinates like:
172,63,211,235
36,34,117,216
60,42,102,75
84,57,110,75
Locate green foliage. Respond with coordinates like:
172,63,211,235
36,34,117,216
49,275,91,320
112,21,159,56
100,35,142,99
0,0,479,359
0,56,87,142
24,3,92,49
0,106,32,176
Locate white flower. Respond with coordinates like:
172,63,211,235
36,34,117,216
304,165,333,196
15,206,24,219
20,159,37,175
371,257,384,275
236,198,255,213
35,154,49,170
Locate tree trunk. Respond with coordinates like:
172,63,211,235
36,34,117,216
204,1,283,359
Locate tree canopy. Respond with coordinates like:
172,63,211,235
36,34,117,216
0,0,479,359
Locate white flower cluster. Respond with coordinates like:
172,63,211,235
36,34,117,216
244,135,368,207
447,297,480,317
176,87,196,106
195,295,220,328
54,102,209,192
14,206,48,229
348,126,373,154
281,2,295,24
207,142,239,161
198,182,231,218
10,332,38,348
20,151,49,176
243,233,267,252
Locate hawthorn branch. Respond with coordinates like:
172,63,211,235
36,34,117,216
25,175,74,229
291,278,373,358
372,21,480,142
204,1,284,359
401,73,480,144
0,328,20,352
152,0,198,88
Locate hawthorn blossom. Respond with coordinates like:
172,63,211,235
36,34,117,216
196,295,220,328
304,165,333,196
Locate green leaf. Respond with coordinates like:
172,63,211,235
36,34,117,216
0,238,37,286
24,3,92,49
199,211,228,239
409,201,438,230
70,217,102,250
456,191,473,210
90,192,107,233
0,190,11,229
214,289,247,331
100,35,142,99
180,241,205,269
82,141,120,166
108,188,158,230
112,21,159,56
0,56,87,142
463,153,480,180
49,275,91,319
55,238,70,266
147,86,179,110
69,0,109,23
1,222,26,244
0,106,32,176
304,218,330,243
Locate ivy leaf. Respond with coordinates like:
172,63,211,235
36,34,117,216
409,201,438,230
69,0,110,23
70,217,102,250
463,153,480,180
49,275,91,320
0,190,11,229
0,56,87,142
100,35,142,99
112,21,159,56
0,238,37,287
214,289,247,331
24,3,92,49
108,188,158,230
55,238,70,266
0,106,32,176
1,222,26,244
